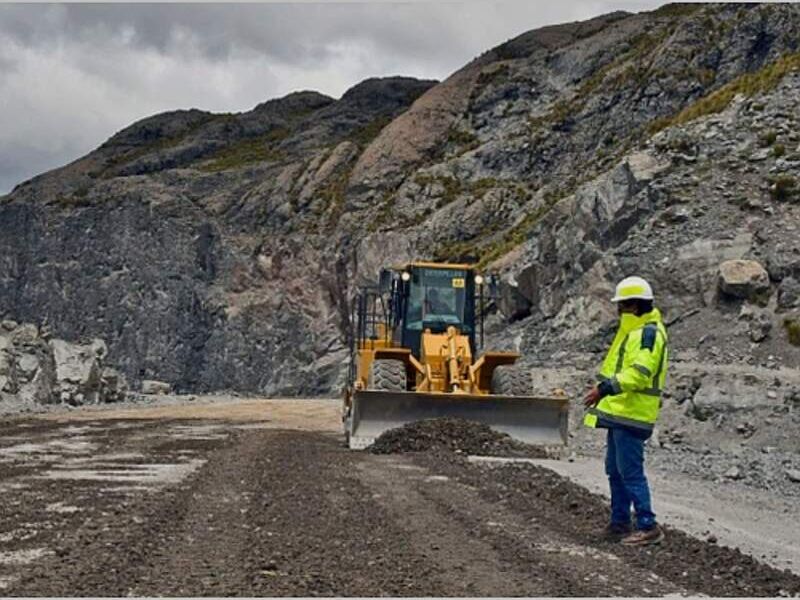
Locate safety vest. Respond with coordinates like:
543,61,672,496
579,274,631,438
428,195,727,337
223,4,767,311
584,308,668,433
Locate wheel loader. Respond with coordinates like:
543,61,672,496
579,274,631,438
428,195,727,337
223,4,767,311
342,261,569,450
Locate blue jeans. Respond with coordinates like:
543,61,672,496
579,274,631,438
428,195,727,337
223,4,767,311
605,427,656,531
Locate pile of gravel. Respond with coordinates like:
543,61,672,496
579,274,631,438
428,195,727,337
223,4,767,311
369,418,548,457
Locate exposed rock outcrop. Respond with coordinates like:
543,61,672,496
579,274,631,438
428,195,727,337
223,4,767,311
0,321,126,407
1,4,800,396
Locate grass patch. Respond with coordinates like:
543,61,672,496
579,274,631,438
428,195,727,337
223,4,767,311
784,318,800,346
201,128,288,172
773,143,786,158
760,130,778,147
320,171,350,230
416,175,520,210
649,51,800,135
447,126,479,153
437,177,463,208
431,183,552,267
768,175,797,201
413,174,464,208
368,191,398,232
99,113,226,178
651,3,703,18
476,64,511,87
475,194,560,268
527,28,672,133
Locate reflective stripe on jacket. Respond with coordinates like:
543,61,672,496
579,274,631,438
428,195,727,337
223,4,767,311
584,308,668,432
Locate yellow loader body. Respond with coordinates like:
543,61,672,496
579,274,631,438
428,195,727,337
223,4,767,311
343,261,569,450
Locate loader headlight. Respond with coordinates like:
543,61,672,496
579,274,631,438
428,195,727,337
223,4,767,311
474,274,485,285
401,271,411,282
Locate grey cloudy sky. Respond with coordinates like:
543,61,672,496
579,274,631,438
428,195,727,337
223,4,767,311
0,1,663,194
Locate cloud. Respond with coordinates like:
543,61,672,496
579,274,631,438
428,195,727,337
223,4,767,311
0,1,662,194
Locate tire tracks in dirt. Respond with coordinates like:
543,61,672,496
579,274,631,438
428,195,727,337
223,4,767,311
357,454,687,597
417,453,800,597
4,419,800,596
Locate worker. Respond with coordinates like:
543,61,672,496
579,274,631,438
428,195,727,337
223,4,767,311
582,276,668,546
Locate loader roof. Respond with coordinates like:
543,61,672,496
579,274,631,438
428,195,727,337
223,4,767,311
401,261,476,270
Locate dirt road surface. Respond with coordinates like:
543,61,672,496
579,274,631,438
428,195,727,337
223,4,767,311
1,397,799,596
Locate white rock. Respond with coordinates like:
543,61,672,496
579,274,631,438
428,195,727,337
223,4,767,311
626,151,670,183
141,380,171,395
17,354,39,376
724,466,743,480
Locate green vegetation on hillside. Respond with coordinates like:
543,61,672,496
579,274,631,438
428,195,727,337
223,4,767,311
785,318,800,346
527,27,674,133
349,116,393,148
474,193,561,268
651,3,703,18
201,127,289,172
99,113,225,178
768,175,797,202
648,52,800,135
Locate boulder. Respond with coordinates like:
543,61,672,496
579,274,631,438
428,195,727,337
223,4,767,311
0,335,15,393
16,353,40,380
141,379,172,395
718,260,770,302
749,311,773,343
764,242,800,281
12,323,40,345
8,325,56,405
18,363,56,405
777,277,800,309
100,367,128,403
49,338,103,405
724,466,743,480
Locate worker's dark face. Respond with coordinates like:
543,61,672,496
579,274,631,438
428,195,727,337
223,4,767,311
617,300,638,315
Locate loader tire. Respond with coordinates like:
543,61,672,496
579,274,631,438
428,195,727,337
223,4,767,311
368,359,407,391
491,365,534,397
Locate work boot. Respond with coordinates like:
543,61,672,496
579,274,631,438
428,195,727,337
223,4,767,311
621,525,665,546
603,522,632,541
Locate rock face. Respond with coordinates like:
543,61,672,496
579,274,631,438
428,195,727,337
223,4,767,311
1,5,800,396
0,322,126,406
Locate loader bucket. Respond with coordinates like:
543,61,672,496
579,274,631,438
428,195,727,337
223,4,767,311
347,390,569,450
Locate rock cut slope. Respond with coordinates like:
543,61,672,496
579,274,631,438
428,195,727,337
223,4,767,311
1,3,799,399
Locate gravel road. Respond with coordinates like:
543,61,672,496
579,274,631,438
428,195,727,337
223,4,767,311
1,398,799,596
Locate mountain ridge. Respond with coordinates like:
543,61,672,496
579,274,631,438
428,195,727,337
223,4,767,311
1,3,799,398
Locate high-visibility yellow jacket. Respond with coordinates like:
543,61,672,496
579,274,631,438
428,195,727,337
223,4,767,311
584,308,668,433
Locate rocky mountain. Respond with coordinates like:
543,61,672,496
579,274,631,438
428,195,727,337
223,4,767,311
1,3,799,401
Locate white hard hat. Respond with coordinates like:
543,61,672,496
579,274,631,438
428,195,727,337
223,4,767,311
611,276,654,302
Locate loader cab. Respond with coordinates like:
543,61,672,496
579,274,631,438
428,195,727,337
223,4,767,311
392,263,478,359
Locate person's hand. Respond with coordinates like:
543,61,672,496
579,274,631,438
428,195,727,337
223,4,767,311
583,386,601,408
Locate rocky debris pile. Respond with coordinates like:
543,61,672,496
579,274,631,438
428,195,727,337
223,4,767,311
650,442,800,498
369,418,547,457
443,458,800,597
0,320,127,409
